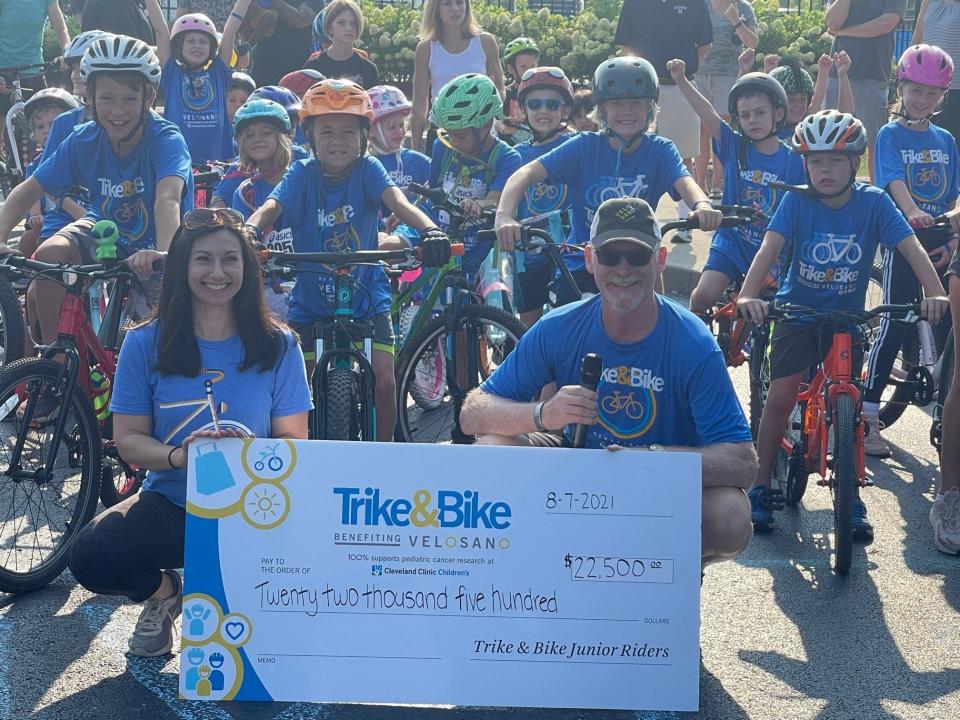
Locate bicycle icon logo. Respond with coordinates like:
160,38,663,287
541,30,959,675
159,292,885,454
253,443,284,473
600,390,647,420
915,166,941,186
810,233,861,265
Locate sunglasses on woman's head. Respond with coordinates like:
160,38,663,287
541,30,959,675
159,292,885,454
182,207,245,230
524,98,562,112
594,246,653,267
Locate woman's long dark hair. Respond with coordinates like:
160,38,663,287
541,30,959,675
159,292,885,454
151,223,288,376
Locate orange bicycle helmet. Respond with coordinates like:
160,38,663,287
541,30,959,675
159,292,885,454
299,78,374,125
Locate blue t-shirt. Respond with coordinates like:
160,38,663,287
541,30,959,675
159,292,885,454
875,120,960,222
213,146,309,206
537,132,689,271
374,148,431,225
160,57,235,163
481,295,752,449
426,137,523,273
269,156,394,322
40,106,91,164
110,322,313,507
710,122,805,274
515,134,575,268
233,175,292,253
33,114,195,256
769,183,913,312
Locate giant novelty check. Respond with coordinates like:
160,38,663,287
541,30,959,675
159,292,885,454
181,439,702,711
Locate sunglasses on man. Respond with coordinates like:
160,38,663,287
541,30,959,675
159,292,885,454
593,246,654,267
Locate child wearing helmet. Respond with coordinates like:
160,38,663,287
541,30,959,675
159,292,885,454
667,59,804,316
146,0,250,161
302,0,379,89
764,53,853,141
738,109,950,536
229,99,295,318
245,79,450,441
19,89,86,257
510,66,576,325
367,85,430,225
250,84,308,146
496,56,721,297
0,35,195,349
227,71,256,123
499,37,540,145
63,29,111,103
425,72,523,276
862,44,960,458
278,69,325,101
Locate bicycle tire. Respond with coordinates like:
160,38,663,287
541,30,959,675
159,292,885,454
0,358,101,593
397,305,525,444
832,393,857,575
933,332,954,458
747,323,770,441
325,367,358,441
0,273,25,368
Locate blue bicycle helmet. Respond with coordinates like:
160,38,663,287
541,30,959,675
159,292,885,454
233,98,292,136
249,85,302,123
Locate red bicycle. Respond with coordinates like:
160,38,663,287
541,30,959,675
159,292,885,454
0,228,154,593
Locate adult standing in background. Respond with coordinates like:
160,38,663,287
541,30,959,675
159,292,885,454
824,0,906,182
696,0,759,197
250,0,326,87
80,0,155,43
615,0,713,243
0,0,70,117
410,0,504,153
912,0,960,141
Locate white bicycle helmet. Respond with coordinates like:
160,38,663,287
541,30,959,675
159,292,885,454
80,35,162,87
791,110,867,155
24,87,79,121
65,30,111,63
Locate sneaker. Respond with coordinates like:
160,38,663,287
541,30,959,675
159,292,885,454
671,228,693,244
749,486,774,532
851,497,874,542
128,569,183,657
930,488,960,555
863,413,891,458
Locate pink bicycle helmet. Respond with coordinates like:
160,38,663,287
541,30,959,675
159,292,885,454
897,44,954,89
368,85,412,123
171,13,219,55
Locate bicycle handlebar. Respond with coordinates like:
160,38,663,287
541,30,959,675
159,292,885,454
261,243,466,269
0,60,60,77
661,214,758,234
710,204,770,222
765,301,923,323
0,254,164,281
194,170,223,186
406,182,497,224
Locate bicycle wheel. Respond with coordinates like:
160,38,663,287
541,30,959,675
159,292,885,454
397,305,525,444
0,358,101,593
933,332,954,457
0,274,25,368
747,323,770,441
99,451,144,508
831,393,857,575
324,367,359,441
779,400,810,506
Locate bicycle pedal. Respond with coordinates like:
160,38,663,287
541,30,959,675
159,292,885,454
863,477,875,487
761,488,785,511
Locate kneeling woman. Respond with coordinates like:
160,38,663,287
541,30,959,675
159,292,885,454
68,210,312,657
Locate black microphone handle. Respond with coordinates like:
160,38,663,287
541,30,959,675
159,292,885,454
571,353,603,448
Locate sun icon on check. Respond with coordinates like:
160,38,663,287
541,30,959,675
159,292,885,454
241,482,290,529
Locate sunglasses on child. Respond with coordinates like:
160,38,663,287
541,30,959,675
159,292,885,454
182,207,245,230
524,98,562,112
594,246,654,267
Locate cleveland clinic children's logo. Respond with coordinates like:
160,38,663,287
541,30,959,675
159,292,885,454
182,74,215,112
596,365,660,440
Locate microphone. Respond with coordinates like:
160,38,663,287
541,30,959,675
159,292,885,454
572,353,603,448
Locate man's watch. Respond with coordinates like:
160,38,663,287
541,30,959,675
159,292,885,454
533,401,548,432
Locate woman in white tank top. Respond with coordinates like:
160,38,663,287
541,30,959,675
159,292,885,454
411,0,504,152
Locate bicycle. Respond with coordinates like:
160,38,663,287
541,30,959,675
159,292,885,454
757,301,923,574
0,225,157,593
0,61,59,199
192,162,227,210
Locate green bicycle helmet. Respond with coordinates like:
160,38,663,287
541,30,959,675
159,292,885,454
503,37,540,65
430,73,503,130
770,59,814,99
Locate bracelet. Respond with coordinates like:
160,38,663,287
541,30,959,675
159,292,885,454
168,445,182,470
533,401,548,432
230,11,244,21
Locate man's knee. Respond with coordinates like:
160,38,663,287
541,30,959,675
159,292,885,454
702,486,752,562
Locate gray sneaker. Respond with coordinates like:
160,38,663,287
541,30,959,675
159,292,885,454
128,569,183,657
931,488,960,555
863,413,891,458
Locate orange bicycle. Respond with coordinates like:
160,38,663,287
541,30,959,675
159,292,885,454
762,301,923,574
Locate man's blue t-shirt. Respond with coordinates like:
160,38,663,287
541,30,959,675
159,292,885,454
374,148,430,224
160,57,235,162
537,132,689,271
33,114,195,256
269,156,394,322
769,183,913,312
426,137,523,273
875,120,960,227
481,295,752,449
710,122,805,275
110,322,313,507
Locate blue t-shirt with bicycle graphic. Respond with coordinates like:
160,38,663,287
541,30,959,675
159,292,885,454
425,137,523,274
269,156,394,322
769,183,912,313
481,295,752,449
710,122,805,277
160,57,235,163
537,132,689,272
875,120,960,232
32,113,195,257
515,133,574,268
110,322,313,507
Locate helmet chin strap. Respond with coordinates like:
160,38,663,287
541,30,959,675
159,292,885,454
895,88,947,128
531,125,563,144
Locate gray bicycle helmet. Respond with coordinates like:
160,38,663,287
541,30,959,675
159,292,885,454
24,87,79,121
728,72,789,132
592,56,659,104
